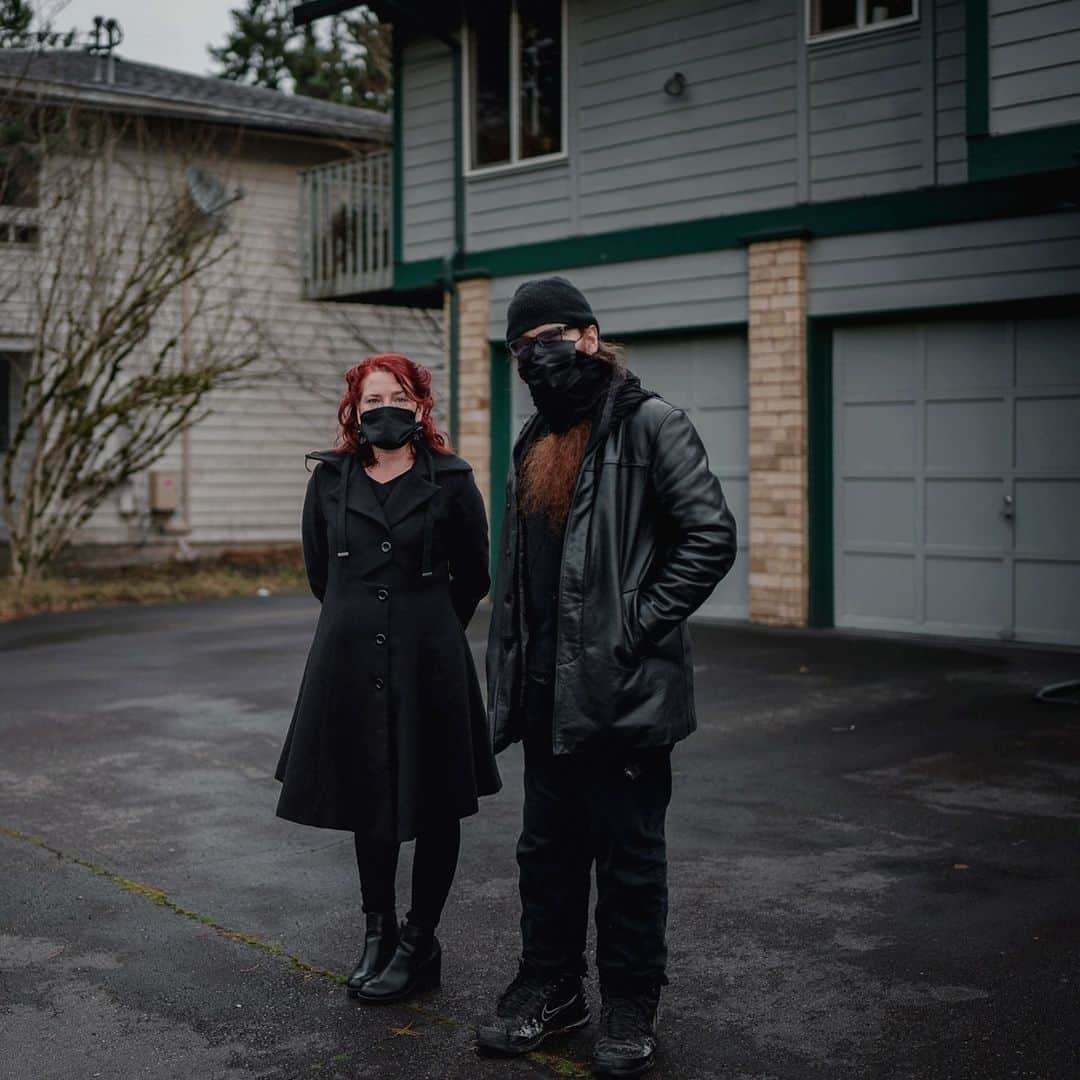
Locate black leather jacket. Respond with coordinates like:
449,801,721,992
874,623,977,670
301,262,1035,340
486,386,737,755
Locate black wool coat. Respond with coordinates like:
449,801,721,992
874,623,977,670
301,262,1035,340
487,386,737,756
275,446,501,843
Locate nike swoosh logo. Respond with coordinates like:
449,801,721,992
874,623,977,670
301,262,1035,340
541,996,578,1022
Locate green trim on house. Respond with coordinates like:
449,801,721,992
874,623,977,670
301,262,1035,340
806,319,834,630
392,171,1074,292
488,341,511,584
965,0,989,139
969,123,1080,181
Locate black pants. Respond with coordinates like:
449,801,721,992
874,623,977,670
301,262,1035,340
354,818,460,931
518,677,673,990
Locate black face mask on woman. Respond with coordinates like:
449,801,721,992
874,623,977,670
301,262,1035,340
518,339,611,434
359,406,423,450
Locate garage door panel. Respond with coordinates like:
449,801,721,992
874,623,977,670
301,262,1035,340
925,479,1008,551
1016,319,1080,386
926,400,1008,472
1016,397,1080,471
700,407,748,471
708,558,749,617
841,553,915,621
1014,480,1080,558
834,312,1079,645
841,402,914,472
925,556,1008,633
926,322,1013,393
842,478,915,546
692,347,747,408
720,477,749,544
836,325,918,399
1015,562,1080,645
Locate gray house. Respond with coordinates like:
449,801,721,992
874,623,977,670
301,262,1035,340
296,0,1080,647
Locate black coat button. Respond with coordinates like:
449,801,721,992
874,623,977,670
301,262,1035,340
374,677,385,690
375,633,386,645
381,540,392,553
377,589,389,601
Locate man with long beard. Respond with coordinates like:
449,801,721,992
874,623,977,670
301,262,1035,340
477,277,737,1077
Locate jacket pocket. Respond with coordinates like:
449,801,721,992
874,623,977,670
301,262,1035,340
618,587,643,666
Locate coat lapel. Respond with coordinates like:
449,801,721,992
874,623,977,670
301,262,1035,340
382,466,440,528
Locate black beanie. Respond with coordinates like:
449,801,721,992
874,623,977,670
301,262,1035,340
505,276,598,343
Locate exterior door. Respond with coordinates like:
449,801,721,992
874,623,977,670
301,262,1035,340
512,331,749,620
833,315,1080,645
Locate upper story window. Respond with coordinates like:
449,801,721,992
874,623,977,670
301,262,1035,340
466,0,566,173
808,0,917,42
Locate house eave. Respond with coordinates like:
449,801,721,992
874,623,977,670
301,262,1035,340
0,75,391,145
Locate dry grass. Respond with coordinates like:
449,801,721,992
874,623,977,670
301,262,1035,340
0,547,308,622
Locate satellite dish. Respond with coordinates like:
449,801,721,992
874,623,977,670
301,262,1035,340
185,166,244,227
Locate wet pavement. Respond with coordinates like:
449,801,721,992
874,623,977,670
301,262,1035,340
1,594,1078,1079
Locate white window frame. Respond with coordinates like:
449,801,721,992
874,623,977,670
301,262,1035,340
462,0,569,178
805,0,919,44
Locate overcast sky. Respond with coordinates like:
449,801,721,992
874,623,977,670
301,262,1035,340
51,1,237,76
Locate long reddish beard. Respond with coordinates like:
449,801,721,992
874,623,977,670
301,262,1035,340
519,420,591,530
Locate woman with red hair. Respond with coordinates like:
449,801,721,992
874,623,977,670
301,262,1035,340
274,353,500,1005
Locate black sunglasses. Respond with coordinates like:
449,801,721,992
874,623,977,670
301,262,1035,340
507,325,578,361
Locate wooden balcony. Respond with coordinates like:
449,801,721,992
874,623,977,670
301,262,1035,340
299,150,392,300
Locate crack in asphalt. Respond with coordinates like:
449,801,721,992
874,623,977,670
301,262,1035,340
0,823,591,1079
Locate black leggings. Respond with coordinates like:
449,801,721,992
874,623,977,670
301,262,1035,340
354,818,461,931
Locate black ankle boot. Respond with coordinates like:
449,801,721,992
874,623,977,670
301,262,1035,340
353,922,441,1004
345,913,399,998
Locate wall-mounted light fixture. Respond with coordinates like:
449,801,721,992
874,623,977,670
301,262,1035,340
663,72,687,97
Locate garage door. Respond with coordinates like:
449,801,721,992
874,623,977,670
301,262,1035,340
834,315,1080,645
512,332,748,620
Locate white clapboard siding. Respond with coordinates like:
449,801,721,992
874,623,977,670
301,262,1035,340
3,132,443,552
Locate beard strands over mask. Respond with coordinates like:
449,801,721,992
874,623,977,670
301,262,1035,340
518,339,611,435
518,419,593,531
359,406,424,450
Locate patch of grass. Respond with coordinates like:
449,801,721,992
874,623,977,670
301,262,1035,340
0,546,307,622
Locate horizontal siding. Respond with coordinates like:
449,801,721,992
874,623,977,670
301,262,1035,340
401,38,454,262
808,25,927,201
574,0,798,235
936,0,967,184
3,137,445,552
467,164,572,249
990,0,1080,134
487,248,748,340
808,211,1080,316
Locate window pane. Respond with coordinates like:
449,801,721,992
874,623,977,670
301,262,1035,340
867,0,913,23
812,0,858,34
470,10,511,169
518,0,562,160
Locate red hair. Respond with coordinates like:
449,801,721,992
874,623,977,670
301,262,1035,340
336,353,453,462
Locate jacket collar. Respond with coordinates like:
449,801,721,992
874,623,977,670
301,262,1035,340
309,448,447,529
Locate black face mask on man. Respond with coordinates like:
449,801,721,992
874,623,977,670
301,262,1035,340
360,406,423,449
518,339,611,434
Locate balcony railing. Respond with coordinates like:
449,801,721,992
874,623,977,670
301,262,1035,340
299,150,393,300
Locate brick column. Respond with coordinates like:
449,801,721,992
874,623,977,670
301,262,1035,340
454,274,493,513
747,237,809,626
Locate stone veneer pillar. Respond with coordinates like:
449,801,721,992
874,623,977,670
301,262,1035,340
453,274,493,514
747,237,809,626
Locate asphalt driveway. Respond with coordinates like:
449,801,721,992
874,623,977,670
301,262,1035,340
1,595,1078,1079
